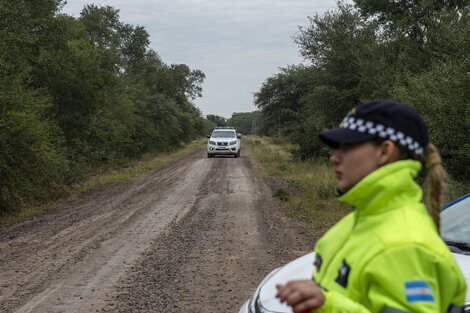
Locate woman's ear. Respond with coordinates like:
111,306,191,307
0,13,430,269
377,140,398,166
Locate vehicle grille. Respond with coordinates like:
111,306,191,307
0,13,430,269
217,142,228,146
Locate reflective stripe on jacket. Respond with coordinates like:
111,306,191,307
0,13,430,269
313,160,466,313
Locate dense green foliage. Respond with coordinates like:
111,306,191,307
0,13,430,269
254,1,470,182
0,1,213,213
227,111,262,135
206,114,226,127
204,112,261,135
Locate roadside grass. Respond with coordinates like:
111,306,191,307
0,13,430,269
74,138,206,194
244,135,469,239
244,136,351,239
0,138,206,225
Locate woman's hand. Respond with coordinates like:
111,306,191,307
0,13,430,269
276,279,325,313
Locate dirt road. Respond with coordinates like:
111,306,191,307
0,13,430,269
0,148,313,313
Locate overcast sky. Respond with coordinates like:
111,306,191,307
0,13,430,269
61,0,340,118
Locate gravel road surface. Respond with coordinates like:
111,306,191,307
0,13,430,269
0,148,313,312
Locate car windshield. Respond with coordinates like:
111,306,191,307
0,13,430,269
212,131,236,138
441,195,470,250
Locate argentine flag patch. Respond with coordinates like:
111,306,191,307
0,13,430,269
404,280,435,303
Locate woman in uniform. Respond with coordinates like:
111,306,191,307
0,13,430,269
276,100,466,313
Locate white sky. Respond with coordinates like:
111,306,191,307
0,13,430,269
61,0,339,118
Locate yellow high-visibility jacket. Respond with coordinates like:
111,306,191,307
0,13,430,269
313,160,466,313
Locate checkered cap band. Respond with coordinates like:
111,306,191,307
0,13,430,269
340,116,424,155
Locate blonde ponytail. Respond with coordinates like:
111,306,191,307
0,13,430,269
423,144,447,232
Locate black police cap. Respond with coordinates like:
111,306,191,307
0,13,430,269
319,100,429,156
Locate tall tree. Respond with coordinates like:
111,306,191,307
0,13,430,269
168,64,206,104
79,4,124,72
254,65,308,137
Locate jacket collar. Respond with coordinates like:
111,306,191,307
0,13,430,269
337,160,423,216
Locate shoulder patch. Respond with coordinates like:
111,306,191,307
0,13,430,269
404,280,435,303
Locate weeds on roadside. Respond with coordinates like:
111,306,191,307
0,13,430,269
274,188,291,201
243,135,469,239
69,138,207,195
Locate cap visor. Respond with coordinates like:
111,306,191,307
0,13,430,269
319,127,376,148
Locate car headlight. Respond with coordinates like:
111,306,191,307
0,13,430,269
230,140,237,145
209,140,216,145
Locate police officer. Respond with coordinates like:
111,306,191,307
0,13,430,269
276,100,467,313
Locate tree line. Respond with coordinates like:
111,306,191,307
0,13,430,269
254,0,470,183
0,0,214,214
206,112,262,136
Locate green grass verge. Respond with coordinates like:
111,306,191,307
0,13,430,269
0,138,206,225
244,135,469,238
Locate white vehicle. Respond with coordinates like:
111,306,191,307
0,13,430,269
206,127,241,158
239,194,470,313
